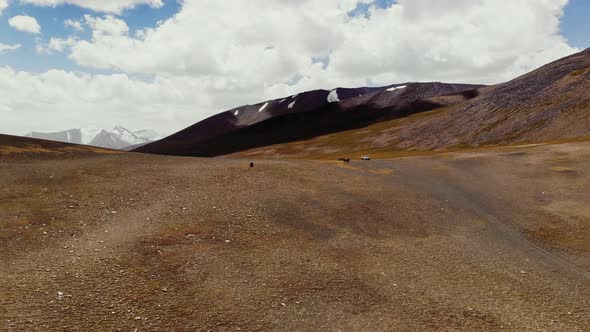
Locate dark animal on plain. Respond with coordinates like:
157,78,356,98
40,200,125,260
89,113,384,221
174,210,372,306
338,158,350,163
250,162,254,168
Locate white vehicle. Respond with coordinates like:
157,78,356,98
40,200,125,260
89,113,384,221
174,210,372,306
361,155,371,160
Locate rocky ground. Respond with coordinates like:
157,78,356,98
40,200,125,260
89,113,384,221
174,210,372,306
1,141,589,331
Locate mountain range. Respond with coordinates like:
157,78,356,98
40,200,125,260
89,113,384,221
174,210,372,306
15,48,590,157
136,48,590,158
25,126,158,150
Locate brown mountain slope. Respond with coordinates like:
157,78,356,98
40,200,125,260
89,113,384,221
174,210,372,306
135,83,483,157
229,48,590,159
0,134,120,160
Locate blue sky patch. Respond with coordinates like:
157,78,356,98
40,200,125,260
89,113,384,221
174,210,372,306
348,0,396,18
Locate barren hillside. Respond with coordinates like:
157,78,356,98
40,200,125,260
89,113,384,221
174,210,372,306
230,48,590,159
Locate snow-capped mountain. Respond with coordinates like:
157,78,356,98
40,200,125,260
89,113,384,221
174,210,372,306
25,126,158,150
24,129,83,146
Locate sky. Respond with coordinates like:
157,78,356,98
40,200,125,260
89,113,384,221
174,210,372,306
0,0,587,137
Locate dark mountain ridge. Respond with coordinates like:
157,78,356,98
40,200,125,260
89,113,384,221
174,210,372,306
135,82,483,156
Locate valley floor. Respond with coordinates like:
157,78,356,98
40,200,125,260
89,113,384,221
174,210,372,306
1,142,589,331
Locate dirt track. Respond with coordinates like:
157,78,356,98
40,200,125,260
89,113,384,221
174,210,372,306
1,142,589,331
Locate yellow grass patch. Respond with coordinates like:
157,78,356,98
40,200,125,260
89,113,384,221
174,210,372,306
368,168,394,175
0,143,120,156
551,166,576,173
0,145,56,155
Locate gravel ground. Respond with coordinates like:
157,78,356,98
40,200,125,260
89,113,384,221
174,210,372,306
1,142,589,331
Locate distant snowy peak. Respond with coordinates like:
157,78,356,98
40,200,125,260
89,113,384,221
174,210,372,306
111,125,152,145
80,128,102,144
25,129,82,145
24,126,159,150
89,130,129,150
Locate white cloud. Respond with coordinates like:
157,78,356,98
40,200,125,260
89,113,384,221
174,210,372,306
66,0,577,87
0,43,21,53
8,15,41,34
20,0,163,14
69,1,361,80
64,18,84,31
0,0,8,15
0,67,235,136
83,14,128,36
36,37,77,53
0,0,581,136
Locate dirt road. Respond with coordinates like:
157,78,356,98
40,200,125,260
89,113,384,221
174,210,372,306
1,142,589,331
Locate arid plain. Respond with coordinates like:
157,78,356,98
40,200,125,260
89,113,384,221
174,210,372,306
1,138,589,331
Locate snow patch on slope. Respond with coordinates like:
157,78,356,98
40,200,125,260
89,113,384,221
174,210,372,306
288,100,296,109
258,102,269,112
387,85,407,92
327,89,340,103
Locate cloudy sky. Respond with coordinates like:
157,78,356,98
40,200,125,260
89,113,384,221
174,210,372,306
0,0,587,137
